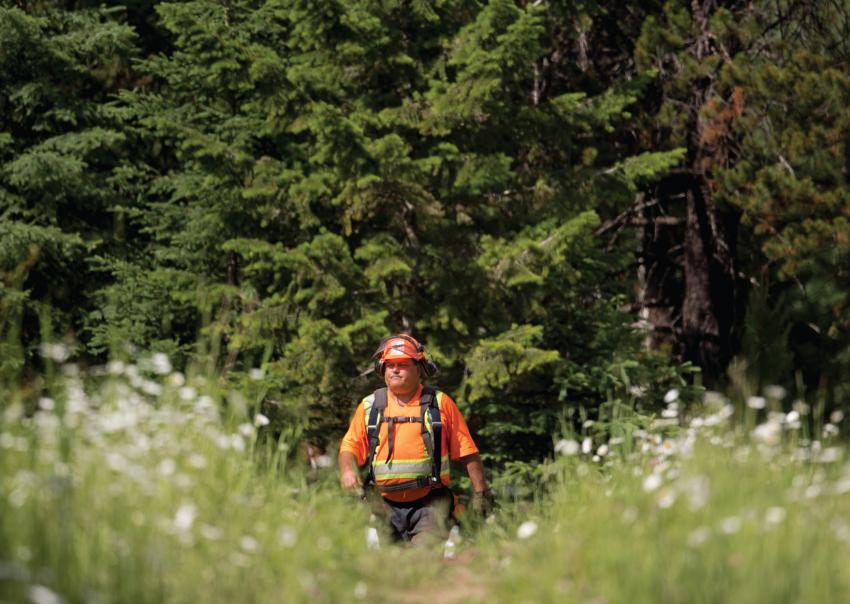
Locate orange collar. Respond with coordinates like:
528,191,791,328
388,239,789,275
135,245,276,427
389,383,423,406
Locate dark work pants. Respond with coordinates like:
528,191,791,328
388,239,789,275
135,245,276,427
382,487,454,545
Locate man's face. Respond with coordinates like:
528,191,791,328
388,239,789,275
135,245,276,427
383,358,420,395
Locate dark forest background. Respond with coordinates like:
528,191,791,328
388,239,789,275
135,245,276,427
3,0,850,466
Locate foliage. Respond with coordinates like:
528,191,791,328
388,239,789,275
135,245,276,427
3,364,850,603
0,5,137,374
5,0,850,467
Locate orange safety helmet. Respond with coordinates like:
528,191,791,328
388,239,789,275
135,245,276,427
371,334,439,377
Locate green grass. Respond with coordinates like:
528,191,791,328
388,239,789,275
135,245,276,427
2,359,850,603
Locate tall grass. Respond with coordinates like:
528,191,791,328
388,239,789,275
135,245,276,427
3,352,850,603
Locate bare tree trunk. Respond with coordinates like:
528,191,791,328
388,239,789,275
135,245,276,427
635,0,745,385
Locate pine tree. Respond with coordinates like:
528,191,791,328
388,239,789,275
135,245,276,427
0,4,137,372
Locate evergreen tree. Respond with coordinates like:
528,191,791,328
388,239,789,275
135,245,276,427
0,4,137,373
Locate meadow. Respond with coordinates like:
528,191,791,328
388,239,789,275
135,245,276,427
2,350,849,603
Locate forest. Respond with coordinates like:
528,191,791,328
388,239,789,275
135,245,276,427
4,0,850,458
3,1,850,602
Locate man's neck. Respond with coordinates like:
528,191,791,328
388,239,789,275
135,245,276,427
391,384,421,405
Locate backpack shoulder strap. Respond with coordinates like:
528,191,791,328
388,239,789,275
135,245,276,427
365,388,387,485
419,386,442,481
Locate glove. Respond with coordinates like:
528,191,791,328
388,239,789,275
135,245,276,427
470,488,496,517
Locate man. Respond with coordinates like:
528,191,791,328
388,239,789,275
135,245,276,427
339,334,494,545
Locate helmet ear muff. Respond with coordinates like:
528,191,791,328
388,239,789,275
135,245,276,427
420,359,439,379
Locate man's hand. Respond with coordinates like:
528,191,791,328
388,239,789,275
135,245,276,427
338,451,362,492
340,467,362,491
471,488,496,517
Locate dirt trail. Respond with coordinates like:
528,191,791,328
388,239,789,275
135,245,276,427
393,549,489,604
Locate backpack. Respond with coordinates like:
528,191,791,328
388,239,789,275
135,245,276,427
364,386,445,493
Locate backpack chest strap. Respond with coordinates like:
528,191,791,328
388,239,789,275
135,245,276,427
365,386,444,491
383,415,422,462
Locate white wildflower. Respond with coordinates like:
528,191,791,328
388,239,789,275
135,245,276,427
254,413,270,427
107,360,125,375
158,459,176,477
106,452,130,474
187,454,207,469
174,504,197,532
39,343,70,363
596,444,609,457
313,454,333,469
621,507,638,524
793,400,810,415
200,524,222,541
664,389,679,404
785,413,802,430
240,536,258,553
353,581,368,600
194,395,216,415
229,551,250,568
657,439,676,456
365,526,380,550
830,410,844,424
719,516,742,534
230,435,246,453
764,385,787,400
581,437,593,454
683,475,710,510
768,411,785,424
805,484,822,499
817,448,842,463
555,439,580,456
582,419,594,429
28,584,63,604
150,353,172,375
140,380,162,397
125,364,140,384
179,386,197,401
831,518,850,544
443,525,460,560
238,423,255,439
643,473,662,493
651,418,678,429
703,391,728,406
661,407,678,419
279,527,297,547
657,488,676,509
764,507,786,526
167,372,186,387
753,421,781,445
38,398,55,412
516,521,538,540
592,454,601,463
824,423,840,437
747,396,766,410
249,368,264,380
688,527,711,547
628,385,647,398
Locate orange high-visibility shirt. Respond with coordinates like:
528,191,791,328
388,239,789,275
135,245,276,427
339,384,479,502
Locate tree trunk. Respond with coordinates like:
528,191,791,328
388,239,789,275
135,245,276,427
681,179,738,382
